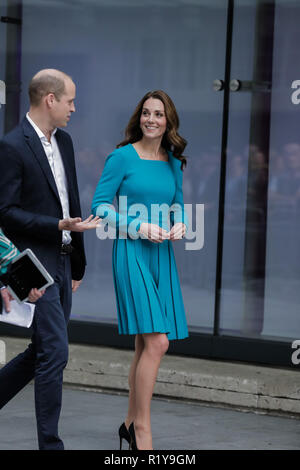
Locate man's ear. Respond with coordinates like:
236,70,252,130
45,93,55,109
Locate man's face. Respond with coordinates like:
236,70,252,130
50,78,76,128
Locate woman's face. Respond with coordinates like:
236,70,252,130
140,98,167,140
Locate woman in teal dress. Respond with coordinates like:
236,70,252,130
92,90,188,450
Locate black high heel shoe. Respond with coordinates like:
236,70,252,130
128,422,139,450
118,422,131,450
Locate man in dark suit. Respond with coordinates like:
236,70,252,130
0,69,99,450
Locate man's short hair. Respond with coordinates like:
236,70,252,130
28,71,72,106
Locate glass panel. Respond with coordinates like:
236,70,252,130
18,0,228,330
263,0,300,340
219,0,258,336
220,0,300,341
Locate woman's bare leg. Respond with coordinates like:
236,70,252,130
124,334,145,430
134,332,169,450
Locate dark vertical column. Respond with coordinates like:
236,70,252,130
213,0,234,336
241,0,275,335
3,0,22,134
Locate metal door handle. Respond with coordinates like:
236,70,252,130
212,79,225,91
230,79,242,91
230,79,271,92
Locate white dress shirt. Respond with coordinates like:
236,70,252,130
26,113,72,245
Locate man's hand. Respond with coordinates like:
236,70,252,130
28,288,45,303
1,287,45,313
59,215,100,232
72,279,82,293
168,223,186,241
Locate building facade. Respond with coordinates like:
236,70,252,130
0,0,300,368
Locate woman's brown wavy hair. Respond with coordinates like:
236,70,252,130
117,90,187,169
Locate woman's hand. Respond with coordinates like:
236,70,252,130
168,223,186,241
0,287,14,313
138,223,169,243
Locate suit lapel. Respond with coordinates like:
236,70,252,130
22,117,61,203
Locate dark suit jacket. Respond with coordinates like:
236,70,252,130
0,117,86,280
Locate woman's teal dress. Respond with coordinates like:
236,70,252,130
92,143,188,340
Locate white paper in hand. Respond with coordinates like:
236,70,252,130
0,300,35,328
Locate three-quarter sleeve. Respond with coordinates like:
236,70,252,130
91,151,141,238
170,158,189,230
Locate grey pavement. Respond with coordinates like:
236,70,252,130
4,338,300,416
0,384,300,450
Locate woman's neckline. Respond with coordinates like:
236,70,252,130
130,143,169,163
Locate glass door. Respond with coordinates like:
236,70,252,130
218,0,300,344
2,0,298,365
16,0,230,329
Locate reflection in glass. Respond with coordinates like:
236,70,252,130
263,2,300,339
17,0,227,330
220,0,300,340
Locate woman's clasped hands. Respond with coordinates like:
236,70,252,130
138,222,186,243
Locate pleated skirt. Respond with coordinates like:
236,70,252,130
112,237,188,340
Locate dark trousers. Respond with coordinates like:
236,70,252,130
0,254,72,450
